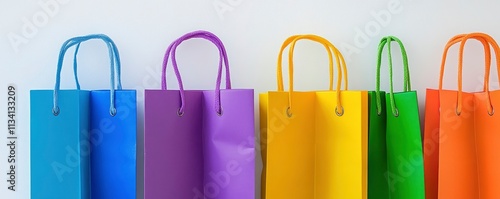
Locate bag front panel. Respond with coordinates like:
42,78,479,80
30,90,90,199
263,91,316,199
438,90,479,199
386,91,425,199
315,91,368,199
90,90,137,199
202,89,255,199
144,90,204,199
474,90,500,199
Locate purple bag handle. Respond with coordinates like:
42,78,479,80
161,30,231,116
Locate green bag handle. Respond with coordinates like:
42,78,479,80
375,36,411,117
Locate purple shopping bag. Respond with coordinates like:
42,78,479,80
144,30,255,199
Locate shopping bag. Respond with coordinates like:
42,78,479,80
422,34,479,199
31,34,136,199
368,36,425,199
423,32,500,199
260,34,368,199
144,30,255,199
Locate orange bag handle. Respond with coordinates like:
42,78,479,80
277,34,348,117
439,34,491,92
458,33,500,115
439,33,499,115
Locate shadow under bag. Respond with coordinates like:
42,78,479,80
144,30,255,199
30,34,136,199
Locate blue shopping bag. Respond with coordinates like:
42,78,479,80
30,34,136,199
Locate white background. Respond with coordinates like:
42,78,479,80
1,0,499,198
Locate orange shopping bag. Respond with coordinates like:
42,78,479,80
423,32,500,199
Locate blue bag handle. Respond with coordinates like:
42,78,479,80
53,34,122,116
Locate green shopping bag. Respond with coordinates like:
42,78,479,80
368,36,425,199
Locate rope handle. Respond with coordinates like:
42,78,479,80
439,33,500,116
161,30,230,115
277,34,347,117
375,36,410,117
53,34,121,116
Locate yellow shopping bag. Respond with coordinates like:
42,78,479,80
260,34,368,199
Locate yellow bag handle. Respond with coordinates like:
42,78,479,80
277,34,348,117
